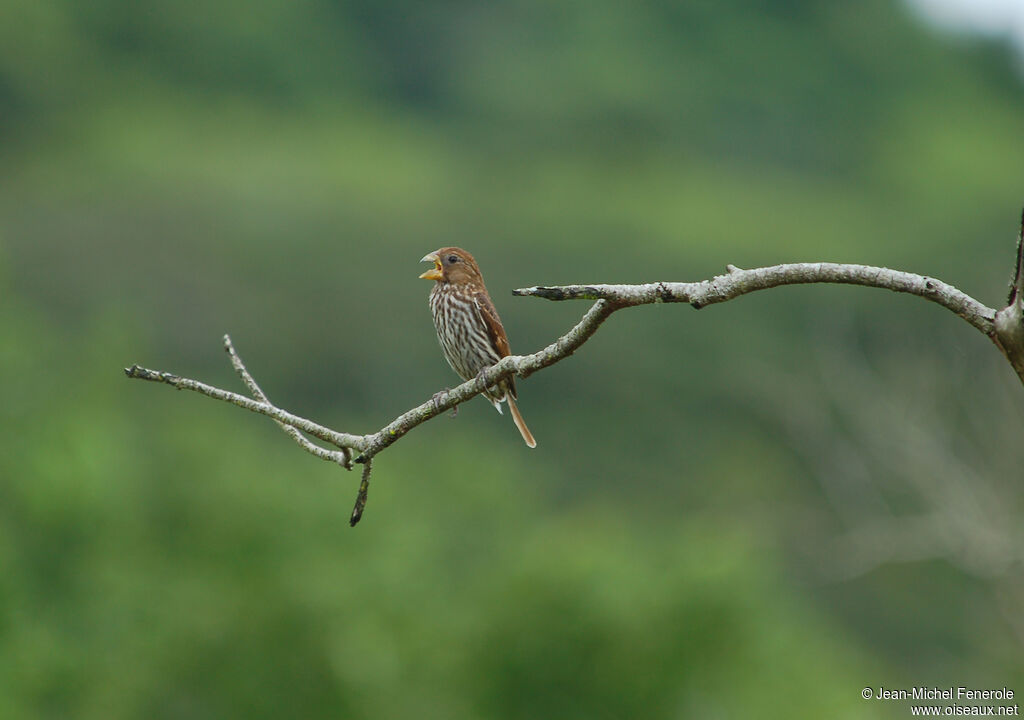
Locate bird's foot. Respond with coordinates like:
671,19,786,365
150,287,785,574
431,389,448,412
475,366,495,391
431,389,458,418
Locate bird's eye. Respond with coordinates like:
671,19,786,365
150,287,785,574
447,254,459,264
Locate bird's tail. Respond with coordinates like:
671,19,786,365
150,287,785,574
506,394,537,448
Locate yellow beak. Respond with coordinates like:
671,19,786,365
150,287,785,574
419,252,443,281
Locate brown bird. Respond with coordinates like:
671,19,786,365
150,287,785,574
419,247,537,448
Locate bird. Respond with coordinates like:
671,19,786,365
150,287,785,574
419,247,537,448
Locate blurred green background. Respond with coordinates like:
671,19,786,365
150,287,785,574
2,0,1024,717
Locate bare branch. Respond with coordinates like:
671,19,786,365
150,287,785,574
513,262,997,336
124,300,617,523
515,261,1024,386
122,364,367,452
350,459,372,527
223,334,352,470
126,246,1024,524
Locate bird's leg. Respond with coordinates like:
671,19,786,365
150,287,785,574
431,388,459,417
431,388,448,412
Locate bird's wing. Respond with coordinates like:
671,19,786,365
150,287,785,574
474,291,517,399
473,291,511,358
473,292,520,403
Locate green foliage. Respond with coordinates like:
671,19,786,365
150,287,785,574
0,300,884,718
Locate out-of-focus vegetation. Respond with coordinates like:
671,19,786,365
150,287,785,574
2,0,1023,717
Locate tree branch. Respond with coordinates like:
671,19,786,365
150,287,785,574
350,459,372,527
124,299,617,523
126,241,1024,524
224,334,353,470
123,363,366,451
515,260,1024,385
513,262,996,335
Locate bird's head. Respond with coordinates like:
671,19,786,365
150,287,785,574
419,247,482,286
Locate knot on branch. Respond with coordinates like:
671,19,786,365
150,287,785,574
995,300,1024,381
124,365,179,384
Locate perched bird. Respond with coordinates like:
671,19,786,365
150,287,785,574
419,247,537,448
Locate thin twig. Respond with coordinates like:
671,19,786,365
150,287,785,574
350,459,372,527
122,364,367,451
224,334,352,469
1010,208,1024,306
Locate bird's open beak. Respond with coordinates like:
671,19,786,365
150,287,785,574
419,252,443,281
